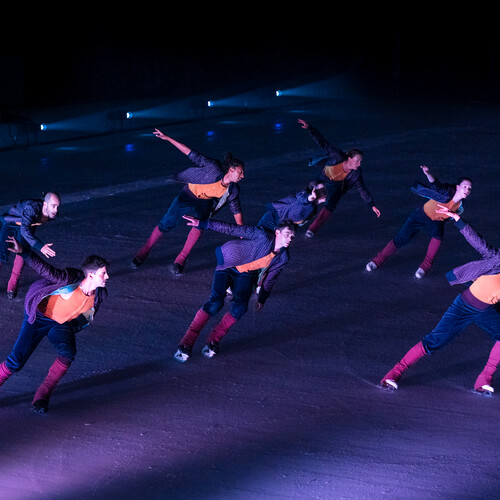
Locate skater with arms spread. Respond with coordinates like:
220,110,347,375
0,236,109,413
0,191,61,298
132,129,245,275
298,118,380,239
380,206,500,395
366,165,472,278
173,215,295,362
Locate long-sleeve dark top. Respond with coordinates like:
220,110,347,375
306,124,376,207
198,219,290,304
446,219,500,286
266,190,317,226
19,248,107,327
1,199,51,251
174,150,242,216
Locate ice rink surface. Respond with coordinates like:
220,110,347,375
1,92,500,499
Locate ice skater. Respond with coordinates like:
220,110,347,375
380,206,500,395
366,165,472,278
257,181,327,231
132,129,245,275
173,215,295,362
0,235,109,413
0,192,61,298
297,118,380,239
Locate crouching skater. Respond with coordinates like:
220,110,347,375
174,216,296,362
0,236,109,413
380,206,500,396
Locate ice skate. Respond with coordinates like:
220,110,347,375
173,345,192,363
32,399,49,414
378,379,398,391
201,341,219,359
170,262,183,276
131,257,143,269
474,384,494,397
415,267,426,279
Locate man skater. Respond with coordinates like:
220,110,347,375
132,129,245,275
0,236,109,413
366,165,472,278
0,192,61,298
173,215,295,362
297,119,380,239
380,206,500,396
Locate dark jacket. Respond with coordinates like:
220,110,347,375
446,219,500,286
1,199,53,251
198,219,290,304
175,150,242,216
266,190,317,226
20,249,107,328
411,178,464,215
306,124,375,207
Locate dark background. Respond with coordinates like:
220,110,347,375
1,13,499,111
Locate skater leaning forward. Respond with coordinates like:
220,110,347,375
0,192,61,298
366,165,472,278
298,118,380,239
0,236,109,414
173,216,295,362
132,129,245,276
380,206,500,396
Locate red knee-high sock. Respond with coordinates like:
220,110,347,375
207,312,238,344
7,255,24,293
380,341,427,386
0,361,13,387
175,227,203,266
32,357,71,404
135,226,163,263
307,207,333,234
372,240,398,267
419,237,442,273
179,309,211,348
474,341,500,391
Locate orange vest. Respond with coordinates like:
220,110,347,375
236,252,276,273
323,163,348,182
187,181,227,200
423,198,461,221
38,286,95,324
469,273,500,306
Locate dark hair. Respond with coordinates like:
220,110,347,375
223,152,245,171
276,220,296,232
457,176,472,185
306,181,327,202
346,148,363,159
82,255,109,276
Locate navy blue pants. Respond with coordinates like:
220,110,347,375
422,294,500,354
202,267,259,320
6,312,76,372
393,206,444,249
158,190,213,233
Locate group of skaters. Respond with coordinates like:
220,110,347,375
0,118,498,415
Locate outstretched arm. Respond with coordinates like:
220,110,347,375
436,205,500,259
153,129,191,155
420,165,436,183
183,215,259,239
7,236,69,282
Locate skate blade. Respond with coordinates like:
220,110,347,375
473,387,494,397
378,380,398,392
